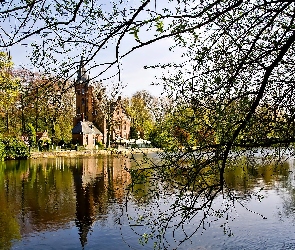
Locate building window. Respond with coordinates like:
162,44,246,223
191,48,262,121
77,107,80,114
82,89,85,95
82,98,85,105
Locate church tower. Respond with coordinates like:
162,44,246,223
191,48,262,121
72,56,131,147
72,56,103,148
73,56,95,125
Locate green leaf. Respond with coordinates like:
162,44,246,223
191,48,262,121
155,16,164,33
129,26,140,42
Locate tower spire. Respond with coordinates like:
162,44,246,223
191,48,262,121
77,56,88,84
77,56,83,82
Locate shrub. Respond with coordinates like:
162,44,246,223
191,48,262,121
0,140,6,161
38,137,51,151
26,123,36,148
95,141,104,149
1,137,30,160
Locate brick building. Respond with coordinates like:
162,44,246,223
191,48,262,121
72,57,130,148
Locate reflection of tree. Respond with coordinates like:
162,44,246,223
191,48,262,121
127,154,292,248
0,164,21,250
127,155,158,204
0,209,21,250
0,156,132,248
225,159,290,192
0,159,77,245
23,162,76,229
279,160,295,220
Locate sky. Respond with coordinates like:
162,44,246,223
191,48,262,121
1,0,186,98
8,37,183,97
119,38,185,96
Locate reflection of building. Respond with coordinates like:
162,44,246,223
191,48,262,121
72,57,131,148
0,156,132,249
72,165,102,247
71,157,131,247
109,156,132,201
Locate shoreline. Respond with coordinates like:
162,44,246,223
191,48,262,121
30,148,162,159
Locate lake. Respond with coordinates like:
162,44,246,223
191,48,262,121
0,154,295,249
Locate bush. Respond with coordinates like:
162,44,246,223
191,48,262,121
1,137,30,160
77,145,86,151
0,140,6,161
95,141,104,149
26,123,36,148
38,137,51,151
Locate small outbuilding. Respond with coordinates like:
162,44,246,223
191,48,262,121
72,121,103,149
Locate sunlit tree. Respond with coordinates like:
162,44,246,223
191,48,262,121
2,0,295,248
0,52,20,134
123,91,155,139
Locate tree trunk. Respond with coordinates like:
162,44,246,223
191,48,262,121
21,94,25,134
6,110,9,134
35,88,39,132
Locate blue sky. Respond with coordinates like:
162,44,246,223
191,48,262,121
1,0,186,97
7,36,184,97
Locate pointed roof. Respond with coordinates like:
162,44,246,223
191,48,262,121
85,121,102,135
72,121,102,135
77,56,89,84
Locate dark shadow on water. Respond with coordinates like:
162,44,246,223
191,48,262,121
72,166,95,248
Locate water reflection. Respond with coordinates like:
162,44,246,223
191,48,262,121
0,156,131,249
126,156,295,249
0,155,295,249
225,159,290,191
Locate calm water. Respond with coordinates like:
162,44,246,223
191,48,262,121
0,154,295,249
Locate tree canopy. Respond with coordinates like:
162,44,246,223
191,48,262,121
123,90,155,139
1,0,295,248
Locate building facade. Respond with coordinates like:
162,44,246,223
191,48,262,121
72,57,130,148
